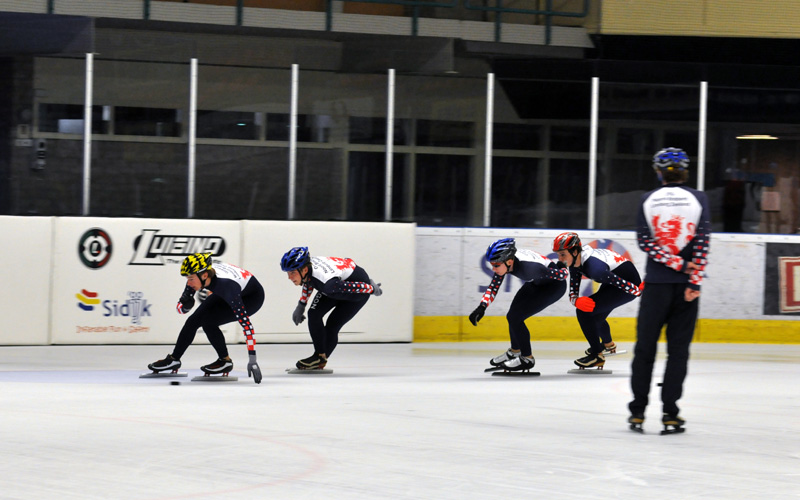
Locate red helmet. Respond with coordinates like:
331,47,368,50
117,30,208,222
553,232,581,252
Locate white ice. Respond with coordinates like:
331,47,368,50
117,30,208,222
1,342,798,500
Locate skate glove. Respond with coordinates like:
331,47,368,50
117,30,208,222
369,279,383,296
292,302,306,325
247,352,262,384
469,303,486,326
575,297,595,312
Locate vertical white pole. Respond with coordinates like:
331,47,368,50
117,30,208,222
483,72,494,227
384,68,395,221
288,63,299,220
82,53,93,216
698,81,708,191
188,58,198,218
588,76,599,229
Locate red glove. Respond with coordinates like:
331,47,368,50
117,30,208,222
575,297,595,312
639,282,645,292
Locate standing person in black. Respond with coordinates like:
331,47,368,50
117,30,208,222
147,253,265,384
629,148,710,434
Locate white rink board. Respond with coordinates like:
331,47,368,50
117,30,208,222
415,227,797,321
0,216,52,345
50,218,242,344
242,221,415,343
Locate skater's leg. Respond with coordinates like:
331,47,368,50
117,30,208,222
307,292,336,355
507,281,566,356
321,295,369,357
661,289,698,416
576,310,604,354
629,283,670,414
589,279,638,345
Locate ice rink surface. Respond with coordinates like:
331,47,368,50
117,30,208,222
1,341,798,500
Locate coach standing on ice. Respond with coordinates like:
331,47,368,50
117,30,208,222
628,148,710,434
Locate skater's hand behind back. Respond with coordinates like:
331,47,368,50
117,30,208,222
370,279,382,296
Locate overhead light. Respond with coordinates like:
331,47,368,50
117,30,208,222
736,134,778,140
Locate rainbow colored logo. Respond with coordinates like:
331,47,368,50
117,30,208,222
76,289,100,311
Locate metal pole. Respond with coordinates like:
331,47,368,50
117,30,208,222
188,58,198,218
384,68,396,221
483,73,495,227
81,53,94,216
698,81,708,191
588,76,599,229
288,63,299,220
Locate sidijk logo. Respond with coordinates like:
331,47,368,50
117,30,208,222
129,229,226,266
78,228,113,269
76,289,152,325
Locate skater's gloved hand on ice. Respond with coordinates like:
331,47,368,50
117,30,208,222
177,294,195,314
292,301,306,325
575,296,595,312
469,303,487,326
370,279,382,296
247,352,262,384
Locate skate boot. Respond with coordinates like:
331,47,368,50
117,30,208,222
628,412,645,433
500,355,535,372
660,413,686,435
490,349,520,367
201,357,233,375
574,352,605,369
585,342,617,356
296,353,327,370
148,354,181,373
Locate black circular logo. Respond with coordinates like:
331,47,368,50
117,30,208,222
78,228,113,269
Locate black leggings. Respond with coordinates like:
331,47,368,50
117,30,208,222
506,279,567,356
172,280,264,360
307,268,371,358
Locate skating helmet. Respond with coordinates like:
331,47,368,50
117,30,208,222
485,238,516,263
553,232,581,252
280,246,311,272
652,147,689,172
181,253,212,276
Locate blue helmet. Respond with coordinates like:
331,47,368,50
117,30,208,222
653,147,689,172
280,246,310,271
485,238,516,263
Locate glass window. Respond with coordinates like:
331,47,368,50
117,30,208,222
349,117,410,145
548,159,589,229
491,157,545,227
493,123,542,151
416,119,474,148
196,110,258,140
38,104,108,134
414,154,471,226
266,113,331,142
114,107,180,137
617,128,654,155
346,152,410,221
551,126,589,152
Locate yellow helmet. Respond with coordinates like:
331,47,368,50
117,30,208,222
180,253,212,276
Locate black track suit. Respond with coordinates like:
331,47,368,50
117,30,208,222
173,262,264,360
298,256,376,357
478,249,568,356
568,246,642,354
630,182,710,417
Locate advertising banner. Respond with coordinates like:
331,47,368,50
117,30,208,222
51,218,241,344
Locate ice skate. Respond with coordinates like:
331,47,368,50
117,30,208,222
628,413,645,433
585,342,627,357
287,354,332,374
568,353,611,374
660,413,686,435
140,354,187,378
191,357,238,381
489,349,519,367
491,355,540,377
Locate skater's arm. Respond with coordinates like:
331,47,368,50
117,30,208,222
687,195,711,290
299,283,314,304
584,259,641,297
480,273,506,307
176,285,196,314
228,294,256,353
568,269,581,305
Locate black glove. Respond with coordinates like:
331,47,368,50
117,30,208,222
555,260,567,269
292,302,306,326
468,303,487,326
247,352,262,384
177,294,194,314
370,279,382,297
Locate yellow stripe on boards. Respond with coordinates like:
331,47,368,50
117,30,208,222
413,317,800,344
